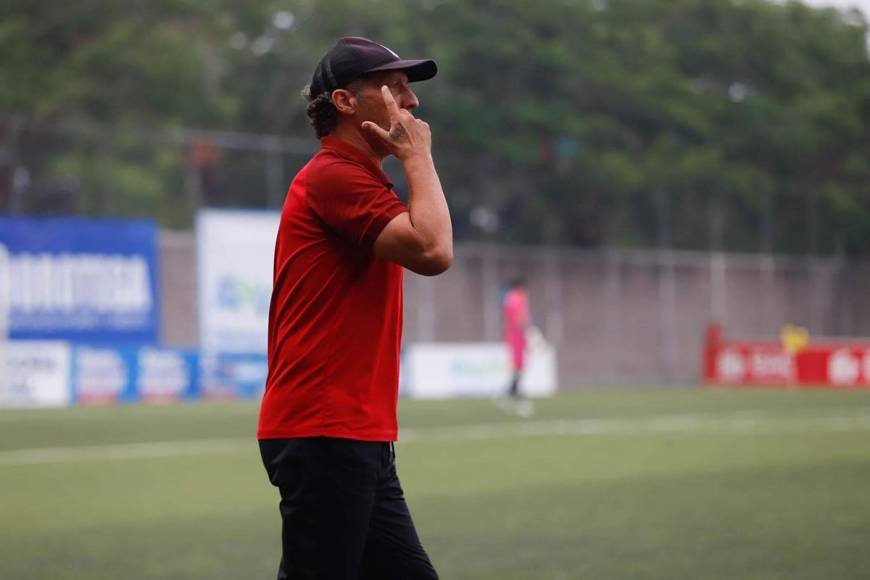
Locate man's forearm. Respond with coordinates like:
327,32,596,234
402,153,453,258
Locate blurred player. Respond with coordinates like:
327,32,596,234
257,37,450,579
501,277,535,417
504,277,530,399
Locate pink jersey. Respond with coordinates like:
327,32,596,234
503,289,529,370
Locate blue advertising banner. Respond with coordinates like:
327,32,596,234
201,352,267,399
72,345,200,405
135,347,200,402
73,345,138,404
0,217,160,343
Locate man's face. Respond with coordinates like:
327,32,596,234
351,70,419,132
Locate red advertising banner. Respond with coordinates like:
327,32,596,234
703,325,870,389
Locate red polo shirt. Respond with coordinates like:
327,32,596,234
257,136,408,442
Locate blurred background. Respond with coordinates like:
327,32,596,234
2,0,870,385
4,0,870,248
2,1,870,579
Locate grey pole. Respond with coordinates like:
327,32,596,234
708,197,727,323
655,189,678,383
544,248,564,348
604,248,623,385
482,245,500,341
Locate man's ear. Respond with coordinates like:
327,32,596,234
331,89,356,115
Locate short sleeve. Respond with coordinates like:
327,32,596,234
306,159,408,248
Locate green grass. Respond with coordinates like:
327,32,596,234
2,388,870,579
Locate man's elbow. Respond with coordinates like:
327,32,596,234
416,246,453,276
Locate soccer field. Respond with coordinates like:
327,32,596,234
1,388,870,580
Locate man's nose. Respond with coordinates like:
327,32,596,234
402,89,419,111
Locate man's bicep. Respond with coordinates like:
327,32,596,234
373,212,418,264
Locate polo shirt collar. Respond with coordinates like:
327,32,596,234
320,136,393,188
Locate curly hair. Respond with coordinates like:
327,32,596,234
303,88,338,138
303,78,369,138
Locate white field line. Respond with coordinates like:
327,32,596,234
2,412,870,465
399,413,870,442
0,438,256,466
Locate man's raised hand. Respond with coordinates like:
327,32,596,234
361,86,431,161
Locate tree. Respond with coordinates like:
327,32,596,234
2,0,869,254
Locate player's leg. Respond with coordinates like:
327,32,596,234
508,337,526,399
508,370,520,398
360,446,437,580
260,437,380,580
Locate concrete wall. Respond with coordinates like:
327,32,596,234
159,231,198,348
159,233,869,388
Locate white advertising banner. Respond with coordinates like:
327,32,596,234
0,243,9,340
1,341,72,408
197,209,280,354
404,342,557,399
0,244,9,397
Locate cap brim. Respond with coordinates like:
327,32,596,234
365,59,437,83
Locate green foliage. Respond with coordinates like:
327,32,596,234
1,0,869,254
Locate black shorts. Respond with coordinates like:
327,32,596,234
259,437,438,580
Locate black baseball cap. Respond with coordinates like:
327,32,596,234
308,37,437,97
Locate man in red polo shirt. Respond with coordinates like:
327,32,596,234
258,37,451,579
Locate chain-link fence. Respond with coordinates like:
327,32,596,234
0,122,315,228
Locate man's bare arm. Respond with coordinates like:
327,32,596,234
364,86,453,276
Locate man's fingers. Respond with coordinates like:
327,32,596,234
381,85,402,120
361,121,391,141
